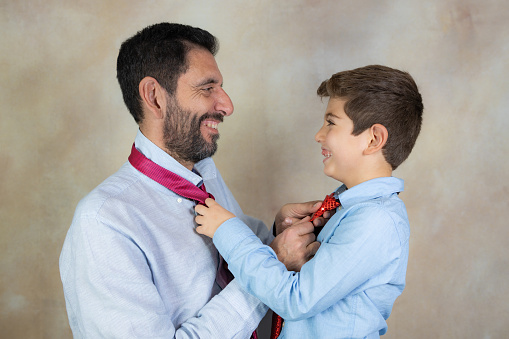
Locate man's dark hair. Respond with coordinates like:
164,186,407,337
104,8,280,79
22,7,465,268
317,65,423,170
116,23,218,123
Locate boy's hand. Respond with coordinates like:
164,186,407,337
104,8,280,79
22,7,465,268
195,198,235,238
275,201,334,235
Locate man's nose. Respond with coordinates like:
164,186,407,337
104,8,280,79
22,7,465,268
215,88,234,116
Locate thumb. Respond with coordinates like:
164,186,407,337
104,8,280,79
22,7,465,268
311,201,322,212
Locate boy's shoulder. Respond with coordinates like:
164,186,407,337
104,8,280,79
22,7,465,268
337,177,404,208
331,177,410,242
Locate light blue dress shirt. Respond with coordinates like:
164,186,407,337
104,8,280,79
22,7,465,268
214,177,409,339
59,130,273,338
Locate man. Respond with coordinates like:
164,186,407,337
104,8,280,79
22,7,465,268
59,23,323,338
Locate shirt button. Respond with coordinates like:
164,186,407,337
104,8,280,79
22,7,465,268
177,198,183,203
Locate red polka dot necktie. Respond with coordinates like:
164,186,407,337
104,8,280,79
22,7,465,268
270,193,340,339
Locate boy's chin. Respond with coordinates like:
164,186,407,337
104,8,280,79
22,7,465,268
323,169,341,182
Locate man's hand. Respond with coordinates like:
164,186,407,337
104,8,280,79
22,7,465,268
269,217,320,272
195,198,235,238
275,201,333,235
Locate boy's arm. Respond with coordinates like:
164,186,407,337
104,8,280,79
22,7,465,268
210,205,404,321
195,199,319,272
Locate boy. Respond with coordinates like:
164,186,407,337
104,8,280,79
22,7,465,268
195,65,423,338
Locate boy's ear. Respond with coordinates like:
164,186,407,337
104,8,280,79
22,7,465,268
138,76,167,120
364,124,388,155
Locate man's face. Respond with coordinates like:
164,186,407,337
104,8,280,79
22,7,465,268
163,48,233,166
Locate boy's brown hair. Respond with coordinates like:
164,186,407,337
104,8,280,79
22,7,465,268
317,65,423,170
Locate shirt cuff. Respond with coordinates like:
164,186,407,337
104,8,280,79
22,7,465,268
214,217,258,261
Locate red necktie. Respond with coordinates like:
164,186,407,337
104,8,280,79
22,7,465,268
270,193,340,339
128,144,257,339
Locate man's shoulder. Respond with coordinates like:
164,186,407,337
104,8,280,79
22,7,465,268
74,162,142,219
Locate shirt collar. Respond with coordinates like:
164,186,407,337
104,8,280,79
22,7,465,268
334,177,404,209
134,130,206,186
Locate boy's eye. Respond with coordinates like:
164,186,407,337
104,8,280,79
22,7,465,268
326,119,335,126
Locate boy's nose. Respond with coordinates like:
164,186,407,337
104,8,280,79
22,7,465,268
315,126,324,143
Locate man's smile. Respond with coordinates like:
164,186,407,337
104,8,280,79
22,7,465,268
202,119,219,131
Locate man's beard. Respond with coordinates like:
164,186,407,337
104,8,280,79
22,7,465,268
163,98,223,164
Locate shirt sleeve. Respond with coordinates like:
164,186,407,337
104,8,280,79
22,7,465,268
238,214,274,245
60,216,267,339
213,205,403,321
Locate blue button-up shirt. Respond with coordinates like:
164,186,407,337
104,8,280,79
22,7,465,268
60,130,273,338
214,177,409,339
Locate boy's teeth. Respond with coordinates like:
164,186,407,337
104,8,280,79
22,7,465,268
322,149,332,157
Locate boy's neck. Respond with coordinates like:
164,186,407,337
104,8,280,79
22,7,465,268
344,174,392,189
343,162,392,189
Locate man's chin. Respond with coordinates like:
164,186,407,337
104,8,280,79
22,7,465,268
194,142,218,162
201,128,219,142
203,144,218,158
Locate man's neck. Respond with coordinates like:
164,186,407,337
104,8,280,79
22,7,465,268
166,151,195,171
139,126,195,171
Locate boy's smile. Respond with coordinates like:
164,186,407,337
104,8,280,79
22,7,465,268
321,148,332,161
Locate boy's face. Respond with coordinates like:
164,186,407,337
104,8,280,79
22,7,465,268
314,98,370,188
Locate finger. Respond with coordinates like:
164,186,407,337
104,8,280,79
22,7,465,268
283,217,293,227
204,197,216,206
195,204,206,215
295,201,322,216
195,215,203,225
294,216,312,226
301,232,317,246
312,216,329,227
307,241,320,258
292,221,314,235
312,217,323,227
310,201,322,212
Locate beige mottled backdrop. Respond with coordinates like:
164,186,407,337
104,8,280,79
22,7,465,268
1,0,508,338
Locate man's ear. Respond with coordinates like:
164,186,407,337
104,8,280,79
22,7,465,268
139,76,167,120
364,124,388,155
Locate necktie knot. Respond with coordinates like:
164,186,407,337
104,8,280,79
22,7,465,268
310,193,341,222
